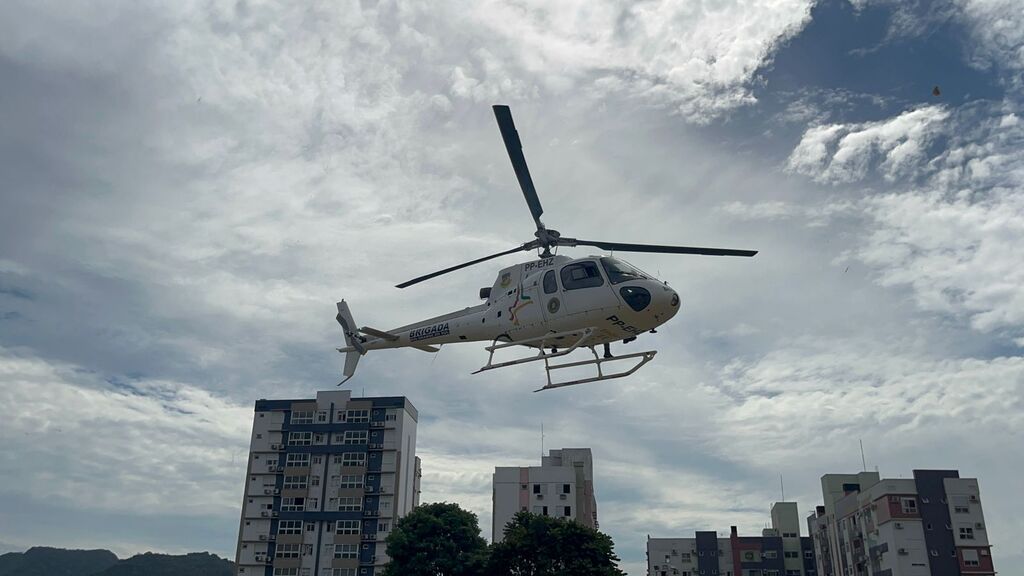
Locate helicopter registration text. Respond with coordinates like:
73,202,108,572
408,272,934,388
606,315,644,335
522,257,556,273
409,322,450,341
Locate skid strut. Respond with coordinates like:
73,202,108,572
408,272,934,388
472,328,657,391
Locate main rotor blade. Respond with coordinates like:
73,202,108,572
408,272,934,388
396,243,535,288
493,105,545,230
567,239,758,257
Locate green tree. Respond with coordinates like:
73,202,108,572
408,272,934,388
488,512,627,576
381,502,488,576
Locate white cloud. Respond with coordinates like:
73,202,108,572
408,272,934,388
787,106,950,184
0,347,251,518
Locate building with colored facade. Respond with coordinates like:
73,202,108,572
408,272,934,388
491,448,598,542
807,470,995,576
647,498,815,573
234,390,419,576
647,502,818,576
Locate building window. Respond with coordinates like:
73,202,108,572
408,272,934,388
336,520,360,535
954,505,969,513
289,432,312,446
378,521,391,532
283,475,308,489
291,411,314,425
901,498,917,514
281,497,305,511
334,544,357,559
338,497,362,511
340,475,364,489
331,570,356,576
345,410,370,423
311,476,320,487
316,410,328,423
279,520,303,535
533,484,541,494
784,551,799,558
274,569,298,576
563,506,571,516
286,453,311,467
385,413,398,421
342,452,367,466
562,484,571,494
276,544,300,559
312,455,323,464
344,431,369,444
959,527,975,540
306,498,318,510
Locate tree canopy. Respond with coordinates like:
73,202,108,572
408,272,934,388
381,502,489,576
489,511,627,576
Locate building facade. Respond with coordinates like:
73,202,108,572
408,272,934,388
807,470,995,576
234,390,419,576
492,448,598,541
648,502,817,576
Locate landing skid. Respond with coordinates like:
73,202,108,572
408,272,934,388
472,328,657,391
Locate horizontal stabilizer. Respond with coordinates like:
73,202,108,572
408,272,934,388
359,326,399,341
412,344,440,353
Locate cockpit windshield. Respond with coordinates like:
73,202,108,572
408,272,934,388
600,257,651,285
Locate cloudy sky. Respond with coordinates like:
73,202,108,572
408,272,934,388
1,0,1022,572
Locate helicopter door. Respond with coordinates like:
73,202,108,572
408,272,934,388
558,261,616,316
539,269,564,321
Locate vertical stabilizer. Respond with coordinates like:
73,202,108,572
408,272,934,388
336,300,364,385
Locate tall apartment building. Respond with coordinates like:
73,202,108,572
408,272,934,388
807,470,995,576
234,390,419,576
647,502,817,576
492,448,597,542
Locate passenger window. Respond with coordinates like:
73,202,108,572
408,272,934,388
560,262,604,290
543,270,558,294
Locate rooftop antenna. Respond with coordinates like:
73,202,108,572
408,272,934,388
860,439,867,471
780,474,785,502
541,422,545,459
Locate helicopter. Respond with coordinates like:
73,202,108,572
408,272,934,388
337,105,757,391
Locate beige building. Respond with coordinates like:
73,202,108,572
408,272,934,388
234,390,419,576
491,448,598,541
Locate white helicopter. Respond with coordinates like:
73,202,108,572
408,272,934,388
337,105,757,391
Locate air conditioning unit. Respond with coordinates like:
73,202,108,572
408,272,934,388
536,494,543,500
975,523,985,529
970,495,978,502
260,511,269,517
259,535,267,541
895,522,903,529
264,489,273,495
274,466,284,472
560,494,567,500
267,534,276,541
273,489,280,495
898,548,908,555
271,511,279,517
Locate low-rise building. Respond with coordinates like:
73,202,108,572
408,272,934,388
648,502,817,576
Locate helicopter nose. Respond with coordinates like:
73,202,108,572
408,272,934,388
655,285,680,320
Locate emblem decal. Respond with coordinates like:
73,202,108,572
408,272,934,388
508,289,533,325
500,272,512,287
547,298,560,313
409,322,450,342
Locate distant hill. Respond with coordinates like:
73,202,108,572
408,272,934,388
0,547,232,576
0,547,118,576
92,551,233,576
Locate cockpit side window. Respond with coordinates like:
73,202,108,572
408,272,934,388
560,261,604,290
543,270,558,294
600,257,649,285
